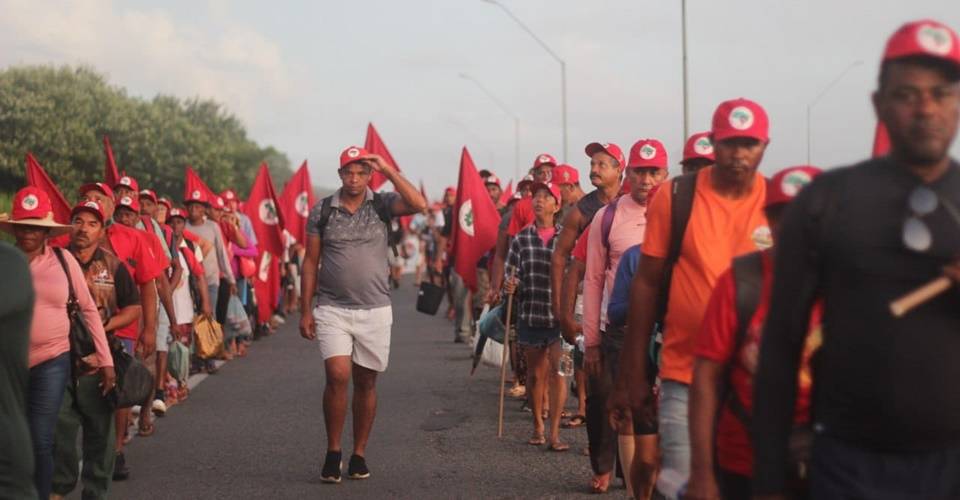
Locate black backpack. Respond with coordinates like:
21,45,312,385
315,192,400,257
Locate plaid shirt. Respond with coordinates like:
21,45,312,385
506,224,560,328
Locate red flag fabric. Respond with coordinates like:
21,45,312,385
25,153,72,247
364,123,400,191
243,163,286,256
452,147,501,291
499,180,514,206
873,121,891,157
184,166,219,203
103,136,121,187
253,251,281,325
278,160,315,245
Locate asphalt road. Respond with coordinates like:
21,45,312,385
107,278,617,499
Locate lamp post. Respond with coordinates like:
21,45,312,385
807,60,863,165
459,73,521,181
482,0,567,162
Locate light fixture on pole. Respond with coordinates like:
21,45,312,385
481,0,567,163
807,60,863,165
459,72,521,181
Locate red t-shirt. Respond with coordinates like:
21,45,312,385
572,225,590,262
105,223,164,340
507,198,535,236
694,250,822,476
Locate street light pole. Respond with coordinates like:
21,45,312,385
459,73,522,181
482,0,567,162
806,60,863,165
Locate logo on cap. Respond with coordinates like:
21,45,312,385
22,194,39,210
562,171,570,182
729,106,755,130
224,191,235,200
347,148,360,158
539,155,551,164
458,199,475,237
119,177,131,186
694,137,714,155
83,201,99,210
259,199,279,225
917,24,953,55
639,144,657,160
781,170,813,197
191,190,202,200
295,192,310,217
120,196,133,206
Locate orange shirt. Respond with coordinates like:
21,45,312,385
642,166,769,384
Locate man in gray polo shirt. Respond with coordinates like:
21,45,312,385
300,145,426,484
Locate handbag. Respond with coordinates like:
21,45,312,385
167,340,191,384
52,248,99,375
193,315,224,359
110,341,155,409
416,281,445,315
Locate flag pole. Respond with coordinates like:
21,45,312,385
497,266,517,438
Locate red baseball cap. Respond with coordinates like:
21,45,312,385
533,153,558,169
339,146,370,168
711,98,770,144
71,200,106,223
138,189,158,204
167,207,187,220
114,175,139,193
531,181,562,205
682,132,715,163
627,139,668,169
157,197,172,212
115,195,140,213
485,174,502,187
0,187,72,236
517,174,536,192
766,165,822,207
444,186,457,196
79,182,114,200
212,196,226,210
184,188,209,205
552,164,580,185
883,20,960,68
585,142,626,167
220,189,238,201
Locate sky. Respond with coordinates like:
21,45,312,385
1,0,958,197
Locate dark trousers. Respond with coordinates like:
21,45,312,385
28,352,71,500
585,336,622,475
52,374,116,500
216,277,230,324
811,434,960,499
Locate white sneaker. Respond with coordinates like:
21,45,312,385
152,399,167,416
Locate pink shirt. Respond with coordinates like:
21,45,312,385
583,195,647,348
28,246,113,369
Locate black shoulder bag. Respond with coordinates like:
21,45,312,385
53,247,99,376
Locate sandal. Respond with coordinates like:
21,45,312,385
527,434,546,445
562,415,586,428
547,441,570,452
137,422,155,437
590,472,611,494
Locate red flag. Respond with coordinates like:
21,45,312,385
25,154,71,224
452,147,501,291
872,121,891,157
278,160,315,245
184,166,219,203
499,180,514,206
243,163,286,256
253,250,281,326
103,136,121,187
364,123,400,191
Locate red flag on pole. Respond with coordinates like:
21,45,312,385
364,123,400,192
103,136,121,187
244,163,286,323
872,121,891,157
278,160,315,245
499,180,514,206
25,153,72,247
184,166,218,203
452,147,501,291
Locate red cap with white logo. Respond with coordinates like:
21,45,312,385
584,142,626,167
114,175,139,193
682,132,715,163
627,139,668,169
157,197,172,212
552,165,580,185
220,189,238,201
339,146,370,169
138,189,158,204
0,187,72,236
168,207,187,220
79,182,115,200
766,165,822,208
485,174,502,187
883,19,960,68
115,195,140,213
531,182,562,205
711,98,770,143
533,154,558,169
71,200,106,223
517,174,536,192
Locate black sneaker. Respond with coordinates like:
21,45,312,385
113,452,130,481
321,450,342,484
348,454,370,480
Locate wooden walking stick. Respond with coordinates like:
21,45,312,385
890,276,953,317
497,267,517,438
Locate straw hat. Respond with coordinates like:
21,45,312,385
0,187,73,237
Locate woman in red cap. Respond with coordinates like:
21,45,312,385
1,187,114,500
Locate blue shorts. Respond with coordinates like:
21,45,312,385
517,323,560,349
119,338,136,355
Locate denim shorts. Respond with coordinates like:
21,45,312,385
517,323,560,349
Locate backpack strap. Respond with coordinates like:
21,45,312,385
600,195,622,269
52,247,79,307
655,169,699,322
372,192,400,258
719,251,765,428
315,195,335,238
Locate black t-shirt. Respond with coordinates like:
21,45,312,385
753,157,960,492
575,190,606,234
441,206,453,238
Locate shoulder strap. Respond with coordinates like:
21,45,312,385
656,170,699,321
52,247,78,306
316,195,334,237
372,192,400,257
722,251,766,427
601,195,622,269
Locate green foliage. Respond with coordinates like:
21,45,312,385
0,65,292,204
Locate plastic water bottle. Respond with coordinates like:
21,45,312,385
557,341,575,377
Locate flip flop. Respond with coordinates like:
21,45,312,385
527,434,546,445
547,441,570,452
562,415,586,428
590,472,611,494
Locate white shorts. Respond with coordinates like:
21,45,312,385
314,305,393,372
